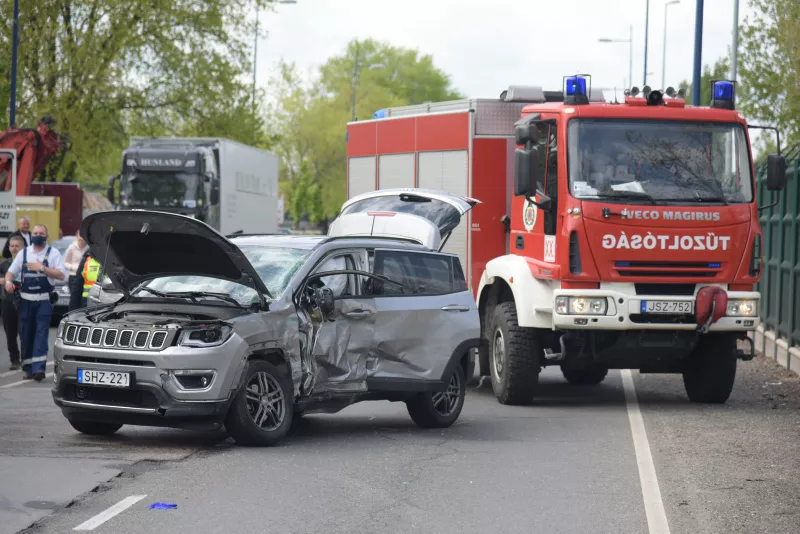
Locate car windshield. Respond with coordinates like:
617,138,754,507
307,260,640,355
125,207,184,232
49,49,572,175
567,119,753,204
134,245,311,306
120,171,202,208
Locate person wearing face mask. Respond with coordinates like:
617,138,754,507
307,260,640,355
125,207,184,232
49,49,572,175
2,216,32,259
3,224,67,381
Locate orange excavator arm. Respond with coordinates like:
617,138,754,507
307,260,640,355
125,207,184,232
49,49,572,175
0,115,70,196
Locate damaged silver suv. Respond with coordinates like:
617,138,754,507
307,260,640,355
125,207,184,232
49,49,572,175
52,189,481,446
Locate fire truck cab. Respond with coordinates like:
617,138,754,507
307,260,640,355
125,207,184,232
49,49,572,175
344,76,788,405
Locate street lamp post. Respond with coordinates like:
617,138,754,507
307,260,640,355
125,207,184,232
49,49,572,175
661,1,681,89
731,0,739,80
9,0,20,127
644,0,650,86
692,0,704,106
350,44,385,122
598,25,633,91
253,1,297,108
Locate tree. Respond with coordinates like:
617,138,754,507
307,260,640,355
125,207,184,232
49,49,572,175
740,0,800,148
267,38,463,226
678,56,730,106
0,0,273,186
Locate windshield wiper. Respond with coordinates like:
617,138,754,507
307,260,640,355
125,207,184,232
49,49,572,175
167,291,245,309
594,190,657,205
134,288,245,308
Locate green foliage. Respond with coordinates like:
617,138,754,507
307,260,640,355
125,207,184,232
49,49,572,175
0,0,273,186
678,57,730,106
740,0,800,149
267,38,463,225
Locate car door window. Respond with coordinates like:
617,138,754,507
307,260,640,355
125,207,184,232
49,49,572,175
370,249,460,296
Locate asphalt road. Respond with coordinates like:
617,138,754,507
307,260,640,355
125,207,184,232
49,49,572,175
0,325,798,534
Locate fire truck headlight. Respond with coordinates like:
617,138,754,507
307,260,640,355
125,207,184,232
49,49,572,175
556,296,607,315
727,299,758,317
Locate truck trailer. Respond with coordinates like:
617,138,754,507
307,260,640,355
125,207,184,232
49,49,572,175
344,77,787,405
108,137,279,235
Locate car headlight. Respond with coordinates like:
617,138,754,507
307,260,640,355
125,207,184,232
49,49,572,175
555,296,608,315
177,325,233,348
727,299,758,317
57,319,67,339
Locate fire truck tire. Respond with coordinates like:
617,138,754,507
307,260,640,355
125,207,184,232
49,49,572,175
682,333,737,404
560,365,608,385
488,302,540,405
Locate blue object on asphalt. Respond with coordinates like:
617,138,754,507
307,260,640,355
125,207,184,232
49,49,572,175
148,502,177,510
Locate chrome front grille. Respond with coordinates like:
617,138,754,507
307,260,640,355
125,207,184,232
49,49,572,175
62,324,172,351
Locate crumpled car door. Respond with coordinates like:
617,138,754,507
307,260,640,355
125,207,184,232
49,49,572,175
365,248,479,388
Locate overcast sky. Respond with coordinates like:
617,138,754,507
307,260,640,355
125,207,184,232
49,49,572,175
255,0,753,99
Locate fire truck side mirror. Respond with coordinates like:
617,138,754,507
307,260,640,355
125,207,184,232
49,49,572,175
766,154,787,192
209,180,220,205
106,174,119,202
515,123,537,146
514,147,539,197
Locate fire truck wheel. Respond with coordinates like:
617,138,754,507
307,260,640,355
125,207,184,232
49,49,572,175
560,365,608,385
488,302,540,405
682,333,738,404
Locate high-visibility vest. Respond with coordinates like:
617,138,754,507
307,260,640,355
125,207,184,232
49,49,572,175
82,257,101,297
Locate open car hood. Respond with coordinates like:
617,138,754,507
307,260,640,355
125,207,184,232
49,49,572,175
80,210,270,297
337,189,479,248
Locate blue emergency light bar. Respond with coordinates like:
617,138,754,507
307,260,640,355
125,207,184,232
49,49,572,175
711,80,736,110
564,75,591,105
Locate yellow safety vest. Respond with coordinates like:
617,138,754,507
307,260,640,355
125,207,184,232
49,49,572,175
82,257,101,297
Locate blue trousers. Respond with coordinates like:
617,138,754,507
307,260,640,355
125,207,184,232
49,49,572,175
19,298,52,375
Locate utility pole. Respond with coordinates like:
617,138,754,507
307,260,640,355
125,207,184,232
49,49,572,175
644,0,651,86
692,0,704,106
9,0,20,127
351,45,360,122
731,0,739,80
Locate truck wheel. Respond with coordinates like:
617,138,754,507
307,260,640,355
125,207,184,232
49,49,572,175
67,419,122,436
225,360,294,446
561,365,608,385
682,333,737,404
406,364,466,428
489,302,540,405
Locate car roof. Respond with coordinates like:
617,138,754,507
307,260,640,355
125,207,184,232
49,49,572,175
228,234,433,253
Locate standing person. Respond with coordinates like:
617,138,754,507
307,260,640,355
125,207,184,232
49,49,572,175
2,216,32,259
0,236,25,370
78,250,101,309
63,230,89,311
3,224,67,381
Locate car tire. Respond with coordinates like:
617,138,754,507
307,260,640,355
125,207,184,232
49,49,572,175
489,302,540,405
561,365,609,385
225,360,294,446
406,364,466,428
682,333,738,404
67,419,123,436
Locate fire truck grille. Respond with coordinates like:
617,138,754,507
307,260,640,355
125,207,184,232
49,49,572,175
615,261,722,279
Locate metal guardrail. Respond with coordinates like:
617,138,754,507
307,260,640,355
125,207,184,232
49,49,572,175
755,143,800,364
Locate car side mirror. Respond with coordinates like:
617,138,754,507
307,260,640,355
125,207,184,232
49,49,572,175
767,154,787,191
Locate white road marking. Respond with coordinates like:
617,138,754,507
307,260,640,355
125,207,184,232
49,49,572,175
621,369,671,534
73,494,148,531
0,360,53,378
0,371,54,389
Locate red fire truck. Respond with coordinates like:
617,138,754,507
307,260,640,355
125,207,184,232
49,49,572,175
344,77,788,405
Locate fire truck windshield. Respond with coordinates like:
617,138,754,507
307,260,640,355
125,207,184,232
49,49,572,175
120,171,202,209
567,119,753,204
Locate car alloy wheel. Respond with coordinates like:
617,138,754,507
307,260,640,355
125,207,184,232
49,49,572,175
245,371,286,431
431,369,462,417
491,327,506,382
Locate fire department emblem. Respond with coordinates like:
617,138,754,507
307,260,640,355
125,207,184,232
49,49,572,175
523,200,537,232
